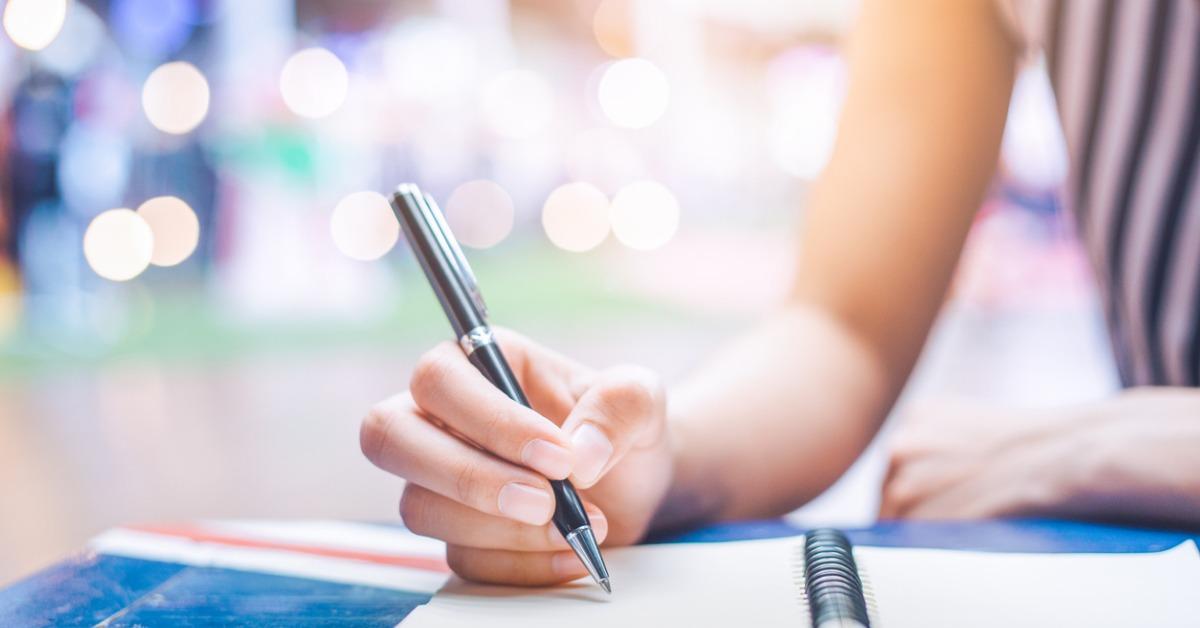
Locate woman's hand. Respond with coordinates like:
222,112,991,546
879,398,1075,519
360,329,674,586
880,390,1200,525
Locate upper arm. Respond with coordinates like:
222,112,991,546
793,0,1019,390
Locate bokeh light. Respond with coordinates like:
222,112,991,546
481,69,555,140
609,181,679,251
136,196,200,267
2,0,67,51
444,180,515,250
35,2,105,77
597,58,670,129
141,61,210,135
279,47,348,119
542,182,610,253
83,209,155,281
383,19,477,107
329,191,400,261
592,0,634,58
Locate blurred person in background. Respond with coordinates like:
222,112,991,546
361,0,1200,584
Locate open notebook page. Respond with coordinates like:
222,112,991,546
400,537,1200,628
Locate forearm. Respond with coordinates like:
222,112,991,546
654,304,893,528
650,0,1016,532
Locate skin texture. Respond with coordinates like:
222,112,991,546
361,0,1200,585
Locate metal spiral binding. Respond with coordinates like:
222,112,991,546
794,529,875,628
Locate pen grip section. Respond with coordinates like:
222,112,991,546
549,478,590,537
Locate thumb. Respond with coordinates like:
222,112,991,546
560,365,664,489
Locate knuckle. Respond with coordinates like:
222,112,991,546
889,433,932,463
444,544,475,579
410,343,458,403
478,403,514,452
454,459,485,507
399,486,429,534
597,366,662,422
444,545,502,584
882,475,915,510
889,441,916,463
360,404,396,465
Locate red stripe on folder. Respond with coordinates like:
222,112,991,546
124,523,451,573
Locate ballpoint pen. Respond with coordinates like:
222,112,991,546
389,182,611,594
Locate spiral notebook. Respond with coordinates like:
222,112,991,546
400,534,1200,628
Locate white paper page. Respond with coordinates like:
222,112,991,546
857,540,1200,628
402,537,809,627
400,537,1200,628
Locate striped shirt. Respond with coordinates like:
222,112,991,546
1000,0,1200,387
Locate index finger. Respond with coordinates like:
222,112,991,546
409,342,574,480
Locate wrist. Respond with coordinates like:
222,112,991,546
647,413,727,534
1021,424,1095,513
1022,391,1180,518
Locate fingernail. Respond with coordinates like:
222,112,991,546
570,423,613,486
552,551,589,578
498,483,554,525
522,439,573,479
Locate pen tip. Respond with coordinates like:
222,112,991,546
600,578,612,594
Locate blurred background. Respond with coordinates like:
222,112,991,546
0,0,1120,584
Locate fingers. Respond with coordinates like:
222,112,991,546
360,395,556,525
446,545,591,587
887,447,1061,520
877,466,909,519
880,456,946,519
880,453,990,519
401,483,608,551
878,446,912,519
560,365,665,488
409,342,574,480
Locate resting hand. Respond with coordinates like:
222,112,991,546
879,390,1200,525
361,329,673,585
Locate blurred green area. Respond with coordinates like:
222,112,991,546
0,245,695,378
